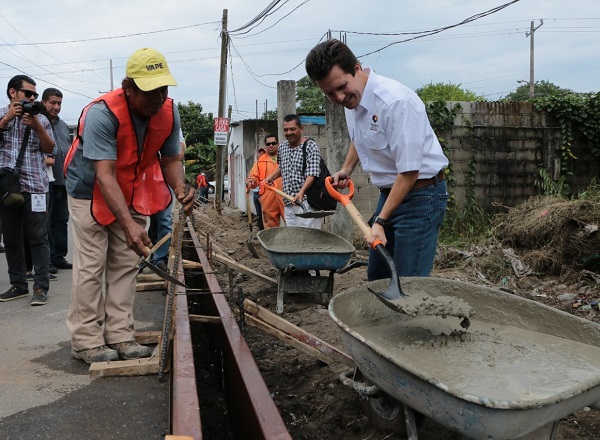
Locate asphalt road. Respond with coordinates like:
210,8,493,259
0,226,170,439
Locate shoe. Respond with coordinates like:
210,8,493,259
48,263,58,274
71,345,119,364
0,244,4,253
30,288,47,306
108,340,152,360
0,286,29,302
155,260,168,272
49,274,58,281
53,260,73,270
26,271,34,281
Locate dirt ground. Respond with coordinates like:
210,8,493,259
191,202,599,440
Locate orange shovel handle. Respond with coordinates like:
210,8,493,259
324,176,354,206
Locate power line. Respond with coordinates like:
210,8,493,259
0,21,220,46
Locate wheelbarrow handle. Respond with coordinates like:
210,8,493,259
262,183,306,210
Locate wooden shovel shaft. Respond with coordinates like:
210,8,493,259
262,183,295,203
137,232,172,264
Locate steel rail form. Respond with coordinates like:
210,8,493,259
169,218,291,440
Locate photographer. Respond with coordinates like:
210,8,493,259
0,75,55,306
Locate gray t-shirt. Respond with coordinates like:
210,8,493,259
66,101,181,199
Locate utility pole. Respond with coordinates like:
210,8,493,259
109,59,114,91
215,9,228,213
526,19,543,98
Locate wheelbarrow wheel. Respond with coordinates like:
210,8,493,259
361,392,424,438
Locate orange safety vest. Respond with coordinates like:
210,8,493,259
64,89,174,225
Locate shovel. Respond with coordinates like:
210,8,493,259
262,183,335,218
137,233,187,288
324,177,472,326
245,188,260,258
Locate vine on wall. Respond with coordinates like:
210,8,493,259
533,93,600,177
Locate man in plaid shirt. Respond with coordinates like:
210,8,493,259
0,75,55,306
265,114,322,229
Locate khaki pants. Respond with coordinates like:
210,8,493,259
66,196,145,351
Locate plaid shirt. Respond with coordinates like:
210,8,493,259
277,138,321,205
0,106,52,193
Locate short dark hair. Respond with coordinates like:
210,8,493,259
305,39,359,82
122,77,138,91
283,114,302,127
6,74,36,99
42,87,63,101
264,133,278,143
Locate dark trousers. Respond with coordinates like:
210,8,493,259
0,192,50,292
48,184,69,264
253,190,264,230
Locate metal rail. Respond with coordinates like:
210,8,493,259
169,218,291,440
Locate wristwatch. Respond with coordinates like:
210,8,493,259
373,216,390,227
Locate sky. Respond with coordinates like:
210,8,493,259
1,0,599,126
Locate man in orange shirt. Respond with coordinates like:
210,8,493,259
246,135,284,228
196,172,208,203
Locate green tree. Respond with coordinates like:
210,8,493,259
415,82,485,102
177,101,214,146
502,80,573,102
177,101,217,184
296,75,326,114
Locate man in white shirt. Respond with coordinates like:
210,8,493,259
305,39,449,279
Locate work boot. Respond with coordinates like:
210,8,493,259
108,341,152,360
71,345,119,364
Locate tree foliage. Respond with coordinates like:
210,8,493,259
502,80,573,102
177,101,214,146
296,75,326,114
415,82,485,102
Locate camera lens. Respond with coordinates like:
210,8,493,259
19,100,42,115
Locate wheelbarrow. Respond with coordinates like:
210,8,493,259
257,227,355,314
330,277,600,439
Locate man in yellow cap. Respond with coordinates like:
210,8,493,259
64,48,195,364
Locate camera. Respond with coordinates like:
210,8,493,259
19,99,42,115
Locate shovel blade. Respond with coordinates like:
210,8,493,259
141,259,187,287
295,209,336,219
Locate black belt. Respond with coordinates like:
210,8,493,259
379,170,445,195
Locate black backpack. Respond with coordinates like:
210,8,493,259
302,140,338,211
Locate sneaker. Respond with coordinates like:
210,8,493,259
48,263,58,274
71,345,119,364
0,244,4,253
30,288,48,306
49,274,58,281
26,271,34,281
108,340,152,360
53,260,73,269
0,286,29,302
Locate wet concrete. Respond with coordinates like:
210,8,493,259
0,240,169,439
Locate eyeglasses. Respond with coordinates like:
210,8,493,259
265,142,278,146
19,89,39,99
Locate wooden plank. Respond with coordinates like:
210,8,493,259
244,314,336,365
189,314,222,324
244,299,354,367
136,273,165,282
135,331,161,345
182,259,202,269
89,356,159,378
212,253,277,287
136,281,166,291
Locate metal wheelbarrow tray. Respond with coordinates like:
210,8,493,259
329,277,600,440
257,227,354,271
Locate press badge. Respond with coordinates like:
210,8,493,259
31,194,46,212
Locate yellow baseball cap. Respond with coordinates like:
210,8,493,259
126,48,178,91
